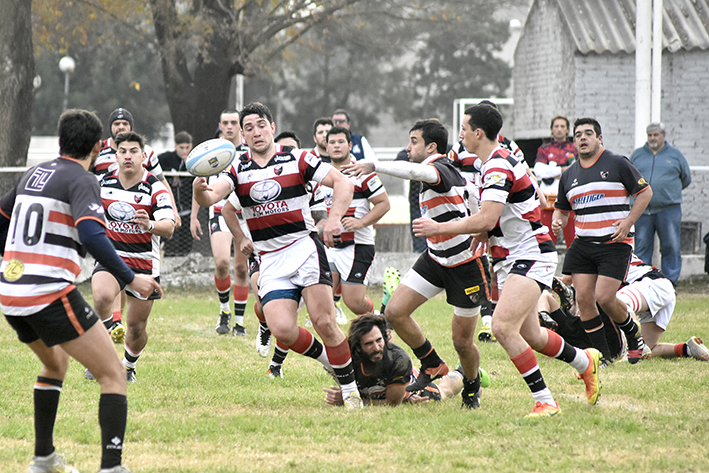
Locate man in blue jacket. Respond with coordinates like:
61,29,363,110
630,122,692,285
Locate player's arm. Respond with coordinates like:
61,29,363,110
77,218,162,298
223,199,254,255
132,209,175,238
383,383,407,406
341,191,390,231
319,168,354,246
551,209,570,236
413,200,504,237
160,178,181,228
611,186,653,242
193,176,233,207
189,196,203,240
343,160,438,184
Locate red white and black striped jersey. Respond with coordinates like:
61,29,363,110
478,147,556,266
100,169,173,276
419,155,477,267
555,150,649,245
317,161,385,247
0,157,107,315
210,144,249,218
218,145,332,254
93,141,163,179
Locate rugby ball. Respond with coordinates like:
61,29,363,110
186,139,237,177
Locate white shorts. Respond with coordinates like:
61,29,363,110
257,236,331,301
618,277,675,330
326,244,374,285
494,258,557,291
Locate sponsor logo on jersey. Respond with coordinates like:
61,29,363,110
107,220,143,233
249,179,281,203
156,193,170,207
107,201,136,222
483,172,506,188
571,178,579,187
367,175,381,190
138,183,151,194
4,259,25,281
251,200,289,217
25,168,55,192
304,153,320,168
274,155,292,163
573,193,605,205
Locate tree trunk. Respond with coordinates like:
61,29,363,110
0,0,34,193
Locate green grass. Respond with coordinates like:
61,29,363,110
1,282,708,472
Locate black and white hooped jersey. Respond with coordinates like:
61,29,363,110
100,169,173,276
0,157,107,315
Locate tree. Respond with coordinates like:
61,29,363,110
0,0,34,171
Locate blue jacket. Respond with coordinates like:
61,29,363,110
630,142,691,214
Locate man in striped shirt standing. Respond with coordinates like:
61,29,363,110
553,118,653,365
0,110,160,473
413,106,601,418
92,131,175,383
344,119,490,409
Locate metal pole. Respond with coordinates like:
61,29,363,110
63,72,70,112
635,0,652,148
651,0,663,122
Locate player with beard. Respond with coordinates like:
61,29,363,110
323,315,468,406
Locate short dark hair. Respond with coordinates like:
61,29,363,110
239,102,273,128
274,131,301,148
326,126,351,144
220,109,239,120
174,131,192,145
313,117,334,135
409,119,448,154
114,131,146,150
464,104,502,141
550,115,570,130
58,109,103,159
573,117,602,137
332,109,350,122
348,315,391,357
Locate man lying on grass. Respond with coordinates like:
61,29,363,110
324,315,489,406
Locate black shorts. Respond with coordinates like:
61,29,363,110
4,287,100,347
562,239,632,282
248,253,260,278
410,252,491,308
92,265,162,300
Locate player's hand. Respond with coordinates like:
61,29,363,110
470,232,488,255
406,394,430,405
239,239,254,256
323,386,344,406
322,219,342,247
128,274,163,299
551,219,564,236
341,217,362,231
610,219,632,242
192,177,212,192
190,218,202,241
412,217,438,238
132,209,152,232
341,161,375,178
174,212,182,228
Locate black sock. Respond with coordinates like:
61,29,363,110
582,316,611,359
34,377,62,457
271,344,289,366
412,339,443,367
102,317,113,330
98,393,127,469
617,313,639,338
463,374,481,393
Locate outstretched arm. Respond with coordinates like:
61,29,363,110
343,160,438,184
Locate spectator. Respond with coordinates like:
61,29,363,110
629,122,692,285
332,108,376,161
535,115,577,247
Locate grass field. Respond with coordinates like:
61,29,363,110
1,282,708,473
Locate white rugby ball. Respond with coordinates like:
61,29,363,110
186,139,237,177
